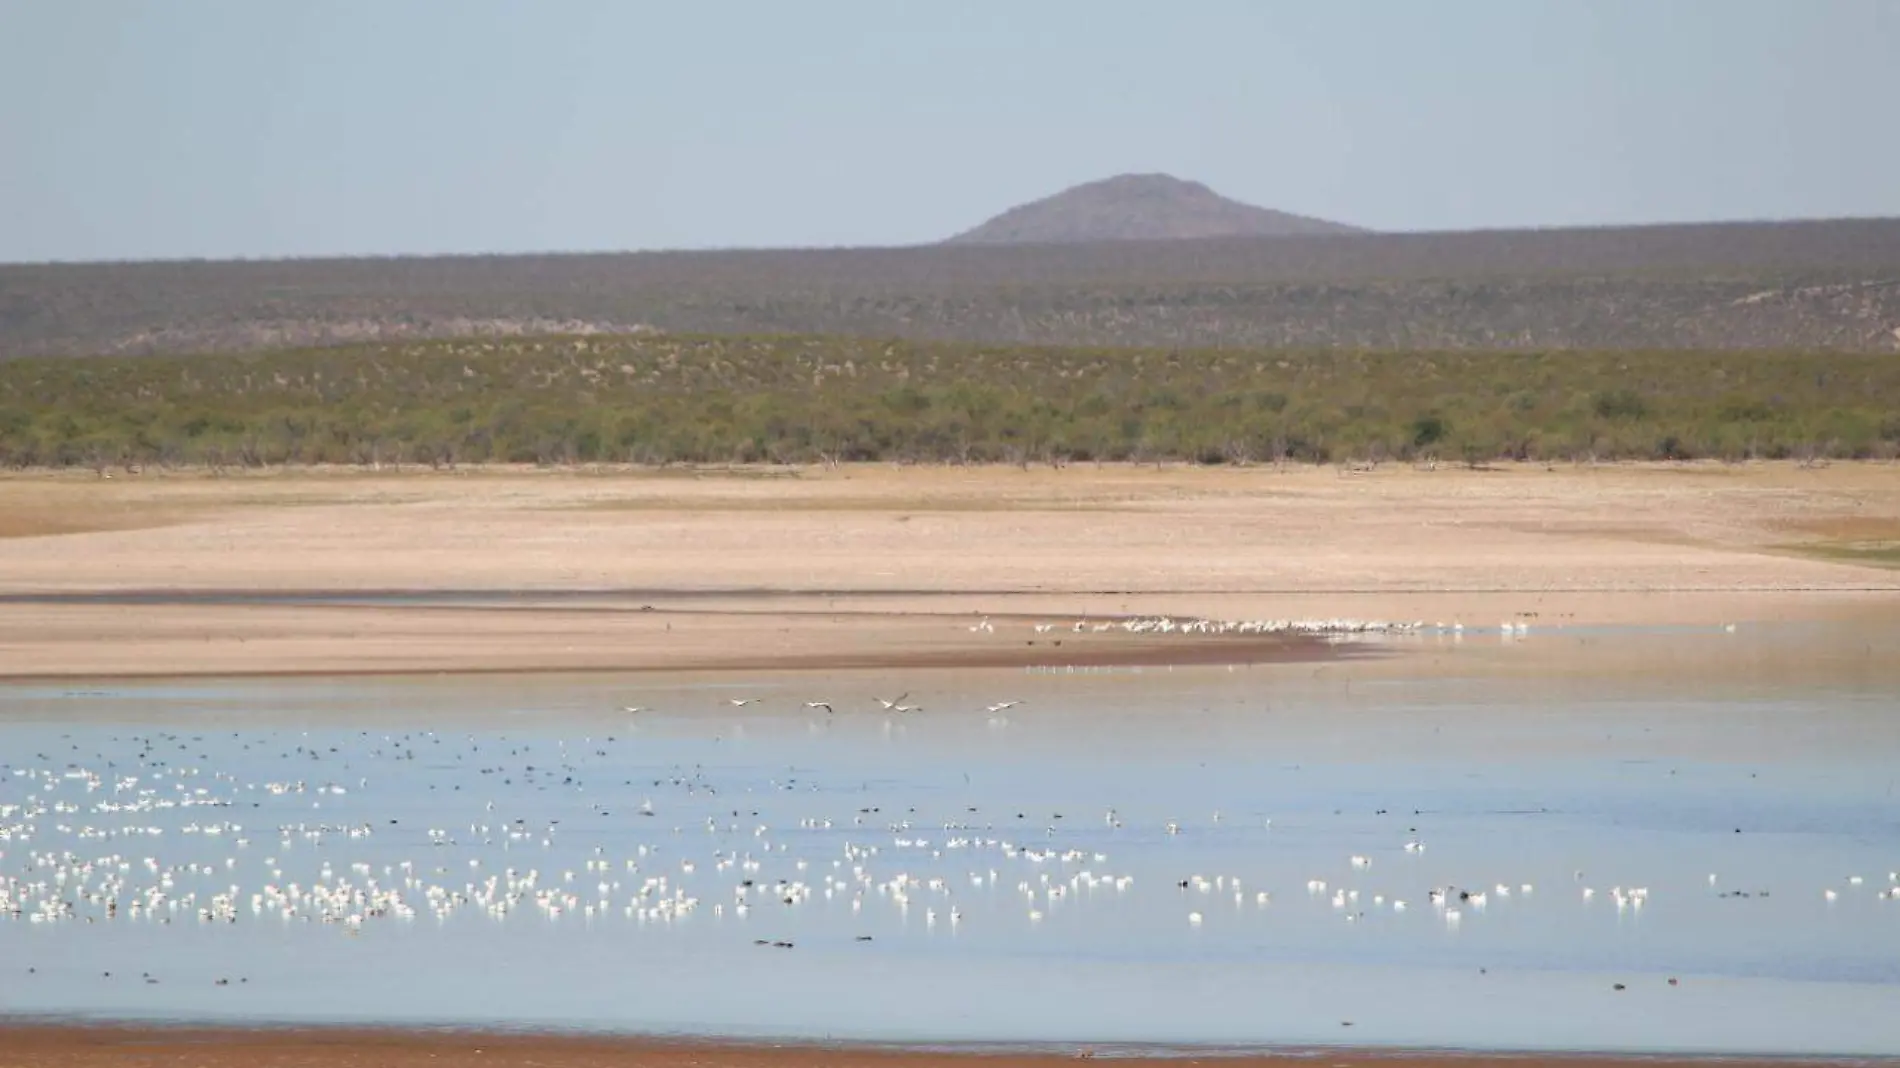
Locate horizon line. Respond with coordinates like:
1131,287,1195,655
5,212,1900,270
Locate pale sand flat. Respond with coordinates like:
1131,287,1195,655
0,462,1894,680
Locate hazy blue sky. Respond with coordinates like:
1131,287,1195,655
2,1,1896,262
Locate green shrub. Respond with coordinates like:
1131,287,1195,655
1592,389,1650,420
1,334,1893,468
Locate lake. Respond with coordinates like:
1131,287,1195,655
3,621,1898,1055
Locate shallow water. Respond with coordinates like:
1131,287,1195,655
3,625,1899,1054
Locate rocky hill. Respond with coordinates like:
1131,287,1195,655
944,173,1363,244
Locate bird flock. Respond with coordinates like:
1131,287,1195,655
1019,615,1440,638
982,613,1736,643
3,707,1894,1006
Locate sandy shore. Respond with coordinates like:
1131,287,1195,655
0,1025,1867,1068
1,462,1896,680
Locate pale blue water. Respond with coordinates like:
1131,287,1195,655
2,635,1899,1054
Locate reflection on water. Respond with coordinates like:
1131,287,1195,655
3,629,1900,1054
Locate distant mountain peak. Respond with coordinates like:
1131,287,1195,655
1084,173,1214,194
945,173,1363,245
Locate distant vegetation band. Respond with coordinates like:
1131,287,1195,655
7,219,1900,357
2,335,1896,468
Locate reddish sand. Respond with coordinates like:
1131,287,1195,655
0,1025,1855,1068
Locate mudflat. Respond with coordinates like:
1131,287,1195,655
0,462,1896,679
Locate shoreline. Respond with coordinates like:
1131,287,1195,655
0,1023,1884,1068
1,587,1893,683
0,631,1362,682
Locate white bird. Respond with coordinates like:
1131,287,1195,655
621,706,649,714
803,701,834,714
985,701,1021,714
875,693,910,711
727,698,761,708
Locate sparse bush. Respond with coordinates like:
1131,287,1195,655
1593,389,1650,421
1,334,1895,469
1718,396,1775,423
1411,414,1448,449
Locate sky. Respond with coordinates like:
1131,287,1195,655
2,0,1897,263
